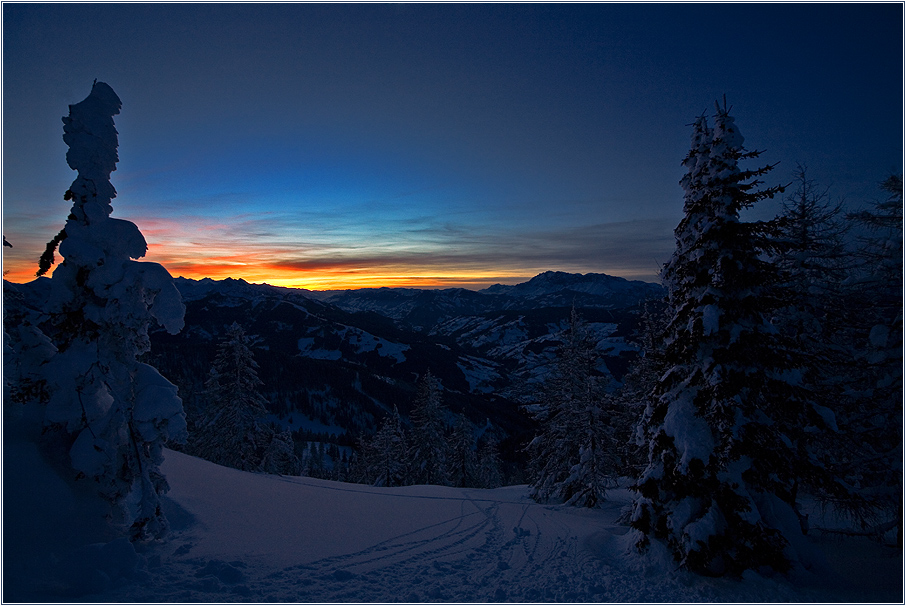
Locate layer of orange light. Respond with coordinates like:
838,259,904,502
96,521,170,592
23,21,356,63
2,238,535,291
2,215,646,291
133,237,539,290
162,259,532,291
3,237,649,290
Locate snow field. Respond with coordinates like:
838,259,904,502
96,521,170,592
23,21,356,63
23,448,894,603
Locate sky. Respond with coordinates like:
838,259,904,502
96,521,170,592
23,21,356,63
2,3,903,290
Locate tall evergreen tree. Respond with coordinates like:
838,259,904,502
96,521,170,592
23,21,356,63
477,430,504,489
623,300,669,477
408,371,452,486
36,82,187,540
368,406,410,487
448,413,478,488
774,165,849,354
527,309,623,507
771,166,855,514
831,175,903,542
192,322,299,474
631,103,835,576
262,424,301,476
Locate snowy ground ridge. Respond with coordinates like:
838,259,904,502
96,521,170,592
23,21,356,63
7,448,899,603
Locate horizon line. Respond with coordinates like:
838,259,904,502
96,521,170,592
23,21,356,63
3,268,663,293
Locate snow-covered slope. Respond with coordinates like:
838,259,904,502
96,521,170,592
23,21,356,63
6,446,901,603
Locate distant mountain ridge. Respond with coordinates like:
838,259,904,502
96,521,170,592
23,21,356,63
6,270,663,468
480,270,660,297
306,271,663,332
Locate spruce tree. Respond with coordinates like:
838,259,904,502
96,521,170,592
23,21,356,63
368,407,410,487
774,165,849,364
832,175,903,543
262,424,301,476
622,300,669,477
477,431,504,489
192,322,299,474
448,413,478,488
771,166,856,513
408,371,452,486
631,102,834,576
527,309,623,507
37,82,187,540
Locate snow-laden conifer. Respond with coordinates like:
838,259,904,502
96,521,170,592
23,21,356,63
774,165,850,359
622,300,669,477
631,102,834,576
37,82,187,540
832,175,903,543
477,431,504,489
448,412,478,488
768,166,859,515
527,309,623,507
192,322,299,474
262,425,302,476
408,371,452,486
368,406,410,487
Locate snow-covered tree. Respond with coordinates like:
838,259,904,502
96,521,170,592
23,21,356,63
36,82,187,540
623,300,669,477
829,175,903,543
527,309,624,507
191,322,298,474
367,406,410,487
477,431,504,489
262,424,301,476
773,165,850,356
631,103,837,576
408,371,452,486
767,166,861,514
448,412,478,488
302,441,327,478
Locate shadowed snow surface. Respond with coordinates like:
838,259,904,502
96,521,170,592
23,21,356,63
5,448,902,603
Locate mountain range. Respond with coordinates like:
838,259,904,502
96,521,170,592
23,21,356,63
6,271,663,464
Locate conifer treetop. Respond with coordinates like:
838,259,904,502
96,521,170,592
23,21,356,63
62,81,123,222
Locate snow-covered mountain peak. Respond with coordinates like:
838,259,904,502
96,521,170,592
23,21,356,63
476,272,664,315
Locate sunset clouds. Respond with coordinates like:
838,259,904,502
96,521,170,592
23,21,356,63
3,4,901,290
75,213,675,290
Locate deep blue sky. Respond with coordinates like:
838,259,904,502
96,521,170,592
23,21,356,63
3,3,903,289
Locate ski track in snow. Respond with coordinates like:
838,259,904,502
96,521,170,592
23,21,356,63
78,451,899,603
100,497,633,602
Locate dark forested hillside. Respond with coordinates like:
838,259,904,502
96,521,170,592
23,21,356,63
6,271,661,480
142,273,660,473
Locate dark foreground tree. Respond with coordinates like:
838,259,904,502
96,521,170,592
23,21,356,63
631,102,838,576
830,175,903,543
36,82,187,540
774,164,849,353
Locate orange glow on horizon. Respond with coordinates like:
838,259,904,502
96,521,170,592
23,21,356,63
165,264,531,291
1,226,639,291
2,255,532,291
